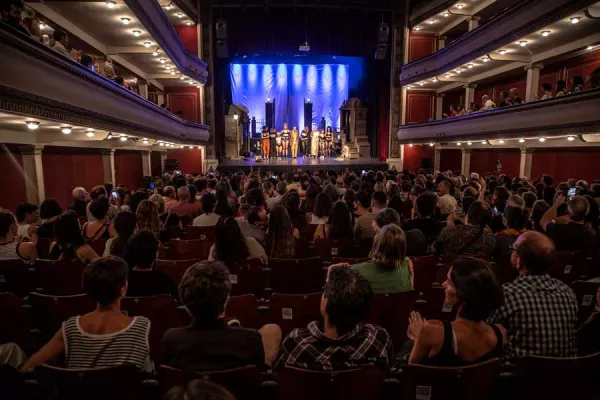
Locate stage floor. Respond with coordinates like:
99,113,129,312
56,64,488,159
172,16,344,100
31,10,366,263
217,157,388,173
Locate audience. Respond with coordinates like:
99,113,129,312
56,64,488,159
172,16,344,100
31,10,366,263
192,193,219,227
83,197,116,240
49,211,98,263
541,194,596,253
314,201,354,240
137,199,162,237
577,287,600,356
494,206,528,255
437,180,458,214
374,208,427,256
237,206,268,246
15,203,38,240
68,187,88,217
403,191,442,244
311,192,332,224
208,216,267,264
164,379,235,400
37,198,62,239
265,206,297,259
103,210,136,258
0,210,36,263
354,191,386,241
166,187,198,219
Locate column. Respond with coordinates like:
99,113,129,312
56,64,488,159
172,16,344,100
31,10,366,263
400,87,408,125
435,93,445,120
437,35,447,50
19,145,45,204
101,149,116,184
468,16,481,31
160,150,168,175
519,148,534,179
157,93,165,106
434,147,441,172
525,64,543,102
138,83,149,99
141,150,152,177
461,148,472,177
464,83,477,110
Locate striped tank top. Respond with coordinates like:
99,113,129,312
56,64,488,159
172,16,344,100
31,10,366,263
62,316,152,372
0,241,27,262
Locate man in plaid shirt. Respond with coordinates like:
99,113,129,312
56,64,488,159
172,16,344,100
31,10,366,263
273,266,393,371
488,231,578,359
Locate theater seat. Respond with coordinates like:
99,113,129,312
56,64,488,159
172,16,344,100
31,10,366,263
571,280,600,326
403,358,501,400
225,294,264,330
365,290,419,348
167,239,212,260
36,364,141,400
268,293,322,337
313,239,355,262
0,292,32,352
34,259,87,295
490,256,519,285
435,254,490,285
154,259,200,284
29,293,95,343
331,257,370,265
549,251,585,285
411,255,438,294
185,225,216,241
226,259,267,298
278,365,385,400
158,365,265,400
267,257,326,294
0,259,35,297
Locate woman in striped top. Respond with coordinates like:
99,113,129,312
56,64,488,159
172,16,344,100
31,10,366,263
21,256,152,372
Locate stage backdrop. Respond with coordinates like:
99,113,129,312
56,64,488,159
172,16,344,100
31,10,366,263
230,61,351,131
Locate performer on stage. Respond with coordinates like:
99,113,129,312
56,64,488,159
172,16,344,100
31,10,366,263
281,123,290,158
276,129,283,159
290,126,299,158
325,126,334,158
310,128,319,159
318,128,326,159
269,128,277,159
300,127,309,157
261,126,270,160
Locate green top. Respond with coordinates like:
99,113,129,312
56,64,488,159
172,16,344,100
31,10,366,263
351,259,412,294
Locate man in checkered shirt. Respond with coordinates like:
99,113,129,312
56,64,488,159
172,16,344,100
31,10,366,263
488,231,578,359
273,266,393,371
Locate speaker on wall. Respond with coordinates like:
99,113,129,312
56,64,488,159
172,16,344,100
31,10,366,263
378,22,389,43
265,100,275,130
216,40,228,58
216,20,227,40
303,100,313,129
375,43,388,60
375,22,389,60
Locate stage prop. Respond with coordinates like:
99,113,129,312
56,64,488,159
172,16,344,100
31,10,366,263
340,98,371,158
224,104,249,159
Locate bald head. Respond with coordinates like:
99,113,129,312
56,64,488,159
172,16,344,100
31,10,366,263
514,231,556,275
72,187,87,201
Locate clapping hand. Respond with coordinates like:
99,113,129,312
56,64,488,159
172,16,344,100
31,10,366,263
407,311,426,341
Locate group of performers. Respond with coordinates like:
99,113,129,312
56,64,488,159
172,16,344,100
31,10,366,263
259,123,336,160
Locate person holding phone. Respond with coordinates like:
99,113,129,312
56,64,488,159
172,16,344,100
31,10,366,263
540,194,596,253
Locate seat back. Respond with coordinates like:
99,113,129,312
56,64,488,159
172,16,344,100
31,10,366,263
268,293,322,337
179,215,194,229
404,358,501,400
411,255,438,294
37,238,53,259
186,225,216,241
225,294,263,330
86,238,108,258
294,238,312,258
549,251,585,285
313,239,355,262
167,239,212,260
34,259,87,295
158,365,263,400
278,366,385,400
268,258,325,294
515,352,600,399
0,292,32,351
571,280,600,326
226,259,266,298
490,255,519,285
154,259,200,284
421,286,458,321
331,257,370,265
36,364,140,400
0,259,34,297
365,291,418,348
29,292,96,342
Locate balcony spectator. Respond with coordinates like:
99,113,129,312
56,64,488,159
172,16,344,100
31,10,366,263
509,88,523,105
455,104,466,116
0,210,36,263
104,57,117,79
590,67,600,90
481,95,496,110
80,54,94,71
23,17,41,42
571,75,585,93
68,187,88,217
499,91,510,107
1,0,29,37
540,194,596,253
51,30,71,58
555,80,567,97
540,83,553,100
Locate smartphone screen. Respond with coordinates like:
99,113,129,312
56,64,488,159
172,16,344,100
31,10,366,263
111,190,117,199
568,187,576,200
493,206,498,214
149,183,155,189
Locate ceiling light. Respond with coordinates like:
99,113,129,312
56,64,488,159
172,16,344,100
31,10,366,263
179,75,185,80
445,73,451,78
164,4,172,10
541,30,550,37
539,137,546,142
432,77,438,82
176,13,184,18
26,121,40,130
142,139,149,144
570,17,580,24
132,30,142,37
196,84,201,88
414,26,421,31
567,136,575,141
165,65,171,69
587,45,594,50
121,17,131,25
408,144,413,147
499,50,506,54
443,11,449,17
159,142,165,146
186,21,193,26
188,80,194,84
197,146,201,149
188,146,194,149
159,58,166,64
144,41,151,47
418,81,424,86
120,136,128,142
467,141,472,146
455,69,462,73
468,63,474,68
519,41,528,47
456,142,461,146
519,138,525,143
482,56,490,62
481,141,487,145
86,129,95,137
107,133,113,139
39,22,45,30
498,139,505,144
152,51,158,56
106,1,116,8
428,19,435,24
61,126,72,134
429,143,434,147
456,3,464,9
170,71,176,75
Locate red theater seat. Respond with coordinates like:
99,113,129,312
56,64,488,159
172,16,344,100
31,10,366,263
549,251,585,285
154,259,200,284
225,294,264,330
186,225,216,241
268,293,322,337
167,239,212,260
34,259,87,295
313,239,355,262
570,280,600,326
267,257,325,294
226,259,267,298
29,292,95,342
0,292,32,351
0,259,35,297
365,290,419,348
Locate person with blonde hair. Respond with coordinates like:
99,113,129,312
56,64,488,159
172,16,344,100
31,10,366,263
136,199,161,237
351,224,414,293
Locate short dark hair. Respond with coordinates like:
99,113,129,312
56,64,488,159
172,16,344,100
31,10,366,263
90,185,107,200
542,83,552,92
504,206,527,230
89,196,110,220
201,192,216,214
355,191,371,209
462,196,477,214
324,266,373,335
110,210,136,258
450,257,504,321
416,192,437,217
314,192,333,218
374,208,401,228
179,260,231,322
515,231,556,275
83,256,128,306
40,198,62,219
124,230,158,269
467,200,492,228
0,211,16,237
247,206,264,225
53,30,67,42
371,191,387,209
246,188,264,207
15,203,38,223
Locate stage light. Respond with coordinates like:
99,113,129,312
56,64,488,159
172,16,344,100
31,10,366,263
120,136,128,142
587,45,594,50
499,139,505,144
570,17,580,24
61,126,72,134
519,138,525,143
132,30,142,37
456,142,461,146
142,138,149,144
26,121,40,130
429,143,434,147
468,63,474,68
307,97,311,103
519,41,528,47
541,31,550,37
144,41,151,47
233,114,239,120
539,137,546,142
443,11,449,17
499,50,506,54
266,97,271,103
106,1,116,8
467,141,472,146
567,136,575,141
121,17,131,25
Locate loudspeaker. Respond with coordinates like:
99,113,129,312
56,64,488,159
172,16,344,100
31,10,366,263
216,40,228,58
303,101,313,130
164,159,180,174
378,23,389,43
375,43,388,60
265,101,275,130
216,20,227,40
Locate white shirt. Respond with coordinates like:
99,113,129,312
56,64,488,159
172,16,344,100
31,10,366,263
17,224,30,239
266,195,282,211
482,99,496,110
193,212,221,227
438,194,458,215
52,42,71,58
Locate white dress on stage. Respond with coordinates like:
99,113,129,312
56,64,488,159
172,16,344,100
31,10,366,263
310,131,319,157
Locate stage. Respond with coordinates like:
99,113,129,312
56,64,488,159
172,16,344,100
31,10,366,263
217,157,388,173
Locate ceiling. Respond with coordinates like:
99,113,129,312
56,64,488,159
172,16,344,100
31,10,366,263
156,0,196,27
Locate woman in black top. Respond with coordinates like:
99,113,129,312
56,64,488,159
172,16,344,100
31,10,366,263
37,199,62,239
325,126,334,158
82,197,116,241
407,257,505,366
269,128,277,160
49,211,98,263
281,124,290,158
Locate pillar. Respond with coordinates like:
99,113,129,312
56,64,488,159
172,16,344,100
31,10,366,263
519,148,534,179
434,147,441,172
525,64,543,102
436,93,445,120
138,83,148,99
464,83,477,110
157,93,165,107
461,148,472,177
438,35,447,50
400,87,408,125
19,145,45,204
141,150,152,177
468,16,481,31
101,149,116,184
160,150,168,175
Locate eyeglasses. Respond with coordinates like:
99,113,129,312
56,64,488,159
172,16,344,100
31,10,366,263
508,244,520,255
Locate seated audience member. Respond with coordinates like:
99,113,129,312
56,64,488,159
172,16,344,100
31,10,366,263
214,190,234,217
353,191,371,219
281,190,305,228
408,258,505,366
137,199,162,237
163,379,235,400
273,266,393,371
266,182,286,211
237,206,267,246
83,197,116,241
51,30,71,58
150,193,165,214
434,201,496,255
488,232,577,359
193,193,219,227
374,208,426,256
161,261,281,370
437,180,458,215
577,287,600,356
494,206,528,256
160,212,182,243
22,257,152,372
129,190,149,214
509,88,523,104
86,185,117,222
311,193,333,224
68,187,88,217
323,183,340,203
49,211,98,263
528,200,549,231
103,210,136,258
124,231,177,298
354,191,386,241
209,217,267,264
163,186,176,206
540,83,553,100
541,194,596,253
352,224,414,293
481,95,496,110
499,91,510,107
0,210,36,263
15,203,38,240
37,198,62,239
314,201,354,241
265,206,298,259
522,191,537,214
403,192,443,244
166,187,198,219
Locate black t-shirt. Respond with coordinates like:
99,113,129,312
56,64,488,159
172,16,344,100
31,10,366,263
126,269,178,299
405,229,427,256
545,222,596,253
402,218,444,245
